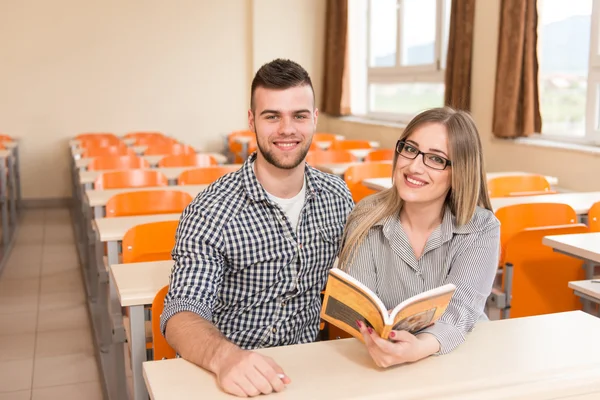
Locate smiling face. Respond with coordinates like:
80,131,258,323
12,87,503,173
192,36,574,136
394,122,452,207
248,85,317,170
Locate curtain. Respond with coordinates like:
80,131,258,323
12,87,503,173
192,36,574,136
321,0,348,116
492,0,542,138
444,0,476,111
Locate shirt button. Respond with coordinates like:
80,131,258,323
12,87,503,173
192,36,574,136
281,302,286,307
272,327,277,333
298,243,302,249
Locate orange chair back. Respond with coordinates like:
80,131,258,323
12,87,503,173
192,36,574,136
122,220,179,263
488,175,553,197
228,131,257,162
124,131,166,140
504,224,588,318
365,149,395,162
0,134,14,142
144,144,195,156
313,133,340,142
83,145,133,158
135,136,179,147
79,137,123,148
330,140,374,151
152,286,177,360
305,150,356,165
94,170,169,190
76,133,117,140
589,201,600,232
177,166,240,185
495,203,577,265
87,155,150,171
345,163,393,203
105,190,193,217
158,154,218,168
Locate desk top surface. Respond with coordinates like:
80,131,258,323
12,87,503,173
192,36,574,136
543,232,600,263
111,260,173,307
79,164,240,184
568,280,600,300
94,213,181,242
143,311,600,400
86,185,207,207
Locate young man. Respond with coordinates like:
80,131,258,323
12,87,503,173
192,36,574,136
161,59,354,397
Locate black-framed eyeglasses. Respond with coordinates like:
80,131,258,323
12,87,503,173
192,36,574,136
395,140,452,170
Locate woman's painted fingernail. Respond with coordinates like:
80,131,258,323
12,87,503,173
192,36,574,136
356,320,362,328
367,327,373,334
389,331,395,338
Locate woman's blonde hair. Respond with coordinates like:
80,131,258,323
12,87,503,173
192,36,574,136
338,107,492,268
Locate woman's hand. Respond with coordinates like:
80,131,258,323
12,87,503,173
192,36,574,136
356,321,440,368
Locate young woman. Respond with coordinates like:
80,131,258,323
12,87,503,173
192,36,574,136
338,107,500,367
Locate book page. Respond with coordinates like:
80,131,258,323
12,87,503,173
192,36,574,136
381,289,455,339
320,272,386,343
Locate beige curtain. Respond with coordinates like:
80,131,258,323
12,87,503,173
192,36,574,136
321,0,349,116
444,0,476,111
492,0,542,138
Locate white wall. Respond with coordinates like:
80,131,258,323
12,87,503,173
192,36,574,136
0,0,326,199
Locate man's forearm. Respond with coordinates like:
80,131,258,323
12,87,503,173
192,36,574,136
165,311,240,373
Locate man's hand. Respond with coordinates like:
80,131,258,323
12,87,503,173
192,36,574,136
211,346,292,397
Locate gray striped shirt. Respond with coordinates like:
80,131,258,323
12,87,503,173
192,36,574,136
344,206,500,354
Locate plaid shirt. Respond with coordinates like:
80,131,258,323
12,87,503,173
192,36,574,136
161,153,354,349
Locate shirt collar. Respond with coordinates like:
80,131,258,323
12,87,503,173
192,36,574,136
241,152,322,202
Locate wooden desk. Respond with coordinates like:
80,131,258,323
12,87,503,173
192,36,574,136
75,152,228,169
492,192,600,215
543,232,600,313
111,260,174,400
86,185,207,217
568,280,600,316
143,311,600,400
79,164,241,187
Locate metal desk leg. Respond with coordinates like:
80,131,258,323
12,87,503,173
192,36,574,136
0,159,8,252
130,305,149,400
107,241,128,400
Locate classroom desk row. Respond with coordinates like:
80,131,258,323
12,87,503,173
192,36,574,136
74,151,228,169
142,311,600,399
0,141,22,274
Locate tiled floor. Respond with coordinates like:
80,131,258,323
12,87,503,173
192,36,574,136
0,208,104,400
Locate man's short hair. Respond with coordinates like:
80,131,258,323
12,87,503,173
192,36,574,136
250,59,314,111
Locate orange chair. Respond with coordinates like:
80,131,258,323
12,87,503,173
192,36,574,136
105,190,193,217
83,145,134,158
124,131,166,140
488,175,555,197
152,285,177,360
589,201,600,232
94,170,169,190
177,165,241,185
135,136,179,147
345,163,393,203
228,131,257,162
0,134,14,142
158,154,218,168
495,203,577,265
365,149,395,162
79,137,123,149
144,144,195,156
330,140,375,151
501,224,588,319
314,133,341,142
87,155,150,171
305,150,356,165
122,220,179,263
76,133,117,140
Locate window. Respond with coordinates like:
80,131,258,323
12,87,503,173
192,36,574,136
538,0,600,142
348,0,451,121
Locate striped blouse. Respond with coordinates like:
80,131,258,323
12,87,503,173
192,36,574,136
343,205,500,354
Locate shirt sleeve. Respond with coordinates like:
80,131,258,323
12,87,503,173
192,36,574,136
160,199,226,336
420,219,500,355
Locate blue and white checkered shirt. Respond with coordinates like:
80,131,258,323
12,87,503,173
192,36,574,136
161,153,354,349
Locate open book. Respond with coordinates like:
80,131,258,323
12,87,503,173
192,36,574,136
320,268,456,342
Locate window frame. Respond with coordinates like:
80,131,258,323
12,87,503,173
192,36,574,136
362,0,450,122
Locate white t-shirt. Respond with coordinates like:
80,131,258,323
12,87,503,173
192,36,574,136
252,162,307,232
